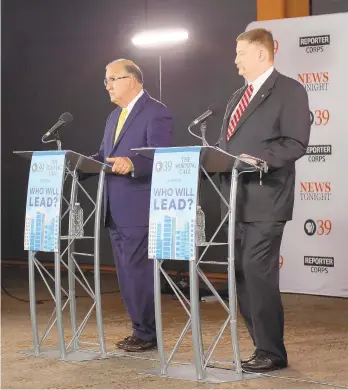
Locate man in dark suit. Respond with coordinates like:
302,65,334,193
218,29,310,371
92,59,173,352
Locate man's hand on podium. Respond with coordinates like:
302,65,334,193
239,153,259,167
106,157,134,175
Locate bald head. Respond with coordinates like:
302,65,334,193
106,59,144,84
104,59,144,107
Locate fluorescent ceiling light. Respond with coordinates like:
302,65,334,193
131,28,189,48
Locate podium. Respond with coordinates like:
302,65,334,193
14,150,112,361
132,146,264,383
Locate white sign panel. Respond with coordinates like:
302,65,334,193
247,13,348,298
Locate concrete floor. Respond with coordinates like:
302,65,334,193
1,266,348,389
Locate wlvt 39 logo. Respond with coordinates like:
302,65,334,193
304,256,334,273
305,145,332,163
31,162,44,172
155,161,172,172
304,219,332,236
310,109,330,126
299,35,330,53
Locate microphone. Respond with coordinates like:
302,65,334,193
190,103,218,127
42,112,73,141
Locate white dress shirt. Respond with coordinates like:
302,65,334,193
124,89,144,119
229,66,274,122
121,89,144,174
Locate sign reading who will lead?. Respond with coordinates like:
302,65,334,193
148,147,201,261
24,151,66,252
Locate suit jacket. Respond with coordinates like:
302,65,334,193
219,69,311,222
92,90,173,227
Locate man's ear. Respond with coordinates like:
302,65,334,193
129,77,137,90
259,48,267,62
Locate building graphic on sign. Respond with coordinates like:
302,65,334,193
149,215,195,260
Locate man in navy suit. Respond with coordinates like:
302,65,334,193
92,59,173,352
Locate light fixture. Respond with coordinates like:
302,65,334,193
131,28,189,48
131,28,189,102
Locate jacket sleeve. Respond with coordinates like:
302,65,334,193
259,83,311,169
128,105,173,178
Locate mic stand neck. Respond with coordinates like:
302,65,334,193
54,132,62,150
200,121,208,146
41,131,62,150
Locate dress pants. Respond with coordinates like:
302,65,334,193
108,213,156,342
234,221,287,362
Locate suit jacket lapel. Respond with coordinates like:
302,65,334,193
227,69,279,141
223,86,247,133
218,86,246,148
106,108,121,157
110,91,149,153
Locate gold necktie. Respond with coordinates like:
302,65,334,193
114,108,128,144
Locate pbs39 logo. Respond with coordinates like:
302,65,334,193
31,162,44,172
310,109,330,126
155,161,172,172
304,219,332,236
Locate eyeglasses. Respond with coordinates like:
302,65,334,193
104,76,130,86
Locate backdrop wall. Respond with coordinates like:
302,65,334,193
248,12,348,298
311,0,348,15
3,2,348,298
1,0,256,265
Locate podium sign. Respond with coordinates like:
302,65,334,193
148,147,201,260
24,151,66,252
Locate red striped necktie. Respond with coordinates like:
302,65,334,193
226,84,254,141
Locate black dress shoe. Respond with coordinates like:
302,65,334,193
115,335,135,349
123,336,157,352
242,355,287,372
241,350,258,364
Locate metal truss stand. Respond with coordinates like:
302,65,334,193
135,146,265,383
14,150,113,362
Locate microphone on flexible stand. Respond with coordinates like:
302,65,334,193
41,112,73,150
42,112,73,141
188,103,219,146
